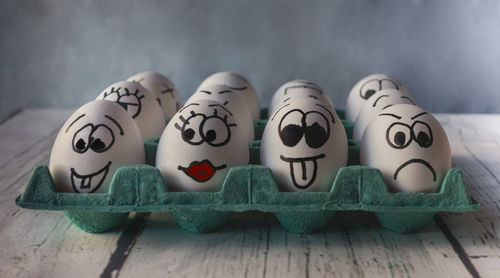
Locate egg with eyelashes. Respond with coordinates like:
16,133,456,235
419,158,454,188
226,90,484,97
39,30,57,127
127,70,182,119
269,79,334,116
197,72,260,120
360,104,451,193
346,74,409,122
260,99,347,192
96,80,165,140
49,100,145,193
353,89,416,140
156,100,249,192
185,84,255,142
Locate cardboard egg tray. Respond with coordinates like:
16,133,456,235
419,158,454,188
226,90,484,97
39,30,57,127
15,109,478,234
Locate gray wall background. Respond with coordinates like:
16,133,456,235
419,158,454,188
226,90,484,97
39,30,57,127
1,0,500,121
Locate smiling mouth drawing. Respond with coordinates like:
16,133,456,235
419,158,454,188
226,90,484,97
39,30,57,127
394,159,436,181
280,154,325,189
70,161,112,193
178,160,227,182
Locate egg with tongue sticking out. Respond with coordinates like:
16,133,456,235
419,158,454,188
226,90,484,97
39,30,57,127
260,98,348,192
156,100,249,192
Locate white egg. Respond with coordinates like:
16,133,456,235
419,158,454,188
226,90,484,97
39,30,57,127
96,80,165,139
269,79,334,116
346,74,409,122
156,100,249,192
197,71,260,120
49,100,145,193
261,98,347,192
127,70,182,119
185,84,255,142
360,104,451,193
353,89,416,140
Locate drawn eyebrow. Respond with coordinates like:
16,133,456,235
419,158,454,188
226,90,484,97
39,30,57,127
65,114,86,133
315,103,335,124
282,97,291,102
219,90,233,94
401,95,416,105
372,94,389,107
271,103,291,121
308,95,318,99
105,115,124,135
379,113,402,119
200,90,212,95
284,85,322,95
178,103,199,113
227,86,247,91
411,112,428,120
382,104,394,110
208,103,233,116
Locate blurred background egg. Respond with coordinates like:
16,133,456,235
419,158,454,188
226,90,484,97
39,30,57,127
96,80,165,139
269,79,333,116
346,74,408,122
353,89,416,140
49,100,145,193
185,84,255,142
197,71,260,120
261,98,347,192
127,70,182,119
360,104,451,193
156,100,249,192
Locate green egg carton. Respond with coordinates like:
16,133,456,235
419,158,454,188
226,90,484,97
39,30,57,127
16,136,477,234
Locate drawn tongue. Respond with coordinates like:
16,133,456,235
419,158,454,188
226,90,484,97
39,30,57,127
292,160,315,187
187,161,215,181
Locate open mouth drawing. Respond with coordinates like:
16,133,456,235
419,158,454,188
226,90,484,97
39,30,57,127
70,161,112,193
178,160,227,182
280,154,325,189
394,159,436,181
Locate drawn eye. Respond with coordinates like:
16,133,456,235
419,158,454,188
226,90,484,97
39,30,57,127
72,124,93,153
180,114,205,145
89,125,115,152
278,110,304,147
359,80,380,100
412,121,433,148
304,111,329,148
201,116,231,147
380,79,399,90
116,94,141,118
386,122,412,149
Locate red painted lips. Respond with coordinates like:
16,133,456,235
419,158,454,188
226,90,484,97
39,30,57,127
178,160,227,182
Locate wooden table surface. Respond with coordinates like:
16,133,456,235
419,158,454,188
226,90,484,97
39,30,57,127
1,109,499,278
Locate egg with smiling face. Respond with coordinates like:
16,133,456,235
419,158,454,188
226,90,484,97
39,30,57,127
156,100,249,192
49,100,145,193
360,104,451,192
346,74,409,122
353,89,416,141
261,99,347,192
127,70,182,119
185,84,255,142
269,79,334,116
96,80,165,140
197,71,260,120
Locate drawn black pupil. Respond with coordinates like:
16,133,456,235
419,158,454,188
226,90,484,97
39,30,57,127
91,138,106,150
76,138,86,150
305,122,328,148
417,132,430,146
184,128,195,140
364,89,376,99
394,132,406,146
205,130,216,142
281,124,303,147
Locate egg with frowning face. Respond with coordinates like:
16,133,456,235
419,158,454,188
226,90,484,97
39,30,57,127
156,100,249,192
353,89,416,141
197,71,260,120
360,104,451,193
96,80,165,140
261,98,347,192
185,84,255,142
269,79,334,116
346,74,409,122
49,100,145,193
127,70,182,119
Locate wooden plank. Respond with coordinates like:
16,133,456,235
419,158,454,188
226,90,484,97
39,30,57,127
436,114,500,278
0,109,138,278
